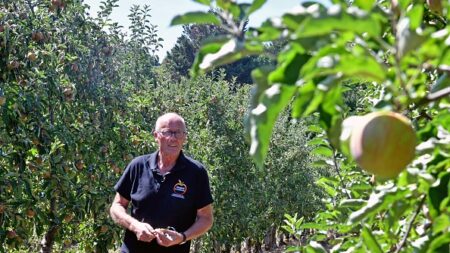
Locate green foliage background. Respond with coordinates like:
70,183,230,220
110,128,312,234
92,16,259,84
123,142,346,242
1,0,449,252
175,0,450,252
0,0,324,252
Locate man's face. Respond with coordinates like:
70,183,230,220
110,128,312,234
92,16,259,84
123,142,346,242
154,116,186,157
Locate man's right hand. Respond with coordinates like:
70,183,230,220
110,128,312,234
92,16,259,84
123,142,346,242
131,220,156,242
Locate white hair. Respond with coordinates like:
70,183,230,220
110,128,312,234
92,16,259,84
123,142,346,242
154,113,187,132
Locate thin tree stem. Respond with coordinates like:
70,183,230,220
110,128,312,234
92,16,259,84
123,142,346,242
331,147,351,199
416,87,450,107
394,194,426,253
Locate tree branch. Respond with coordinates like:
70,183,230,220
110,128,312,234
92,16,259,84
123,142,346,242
331,146,352,199
415,86,450,107
394,194,426,253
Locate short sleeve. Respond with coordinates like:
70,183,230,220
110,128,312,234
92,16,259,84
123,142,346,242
194,167,214,209
114,162,135,201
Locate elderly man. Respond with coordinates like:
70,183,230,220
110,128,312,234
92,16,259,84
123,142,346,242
110,113,214,253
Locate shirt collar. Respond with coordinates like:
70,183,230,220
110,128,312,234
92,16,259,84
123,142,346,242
147,150,187,173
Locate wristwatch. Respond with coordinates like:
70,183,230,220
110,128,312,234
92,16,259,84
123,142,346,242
180,232,187,244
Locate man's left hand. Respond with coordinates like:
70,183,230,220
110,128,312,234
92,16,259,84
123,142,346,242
154,228,184,247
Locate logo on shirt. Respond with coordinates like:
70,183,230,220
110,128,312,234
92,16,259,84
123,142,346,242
171,180,187,199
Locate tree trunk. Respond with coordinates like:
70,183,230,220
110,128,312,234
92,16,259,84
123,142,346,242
40,225,58,253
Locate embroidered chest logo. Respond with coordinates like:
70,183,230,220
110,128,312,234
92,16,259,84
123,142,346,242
171,180,187,199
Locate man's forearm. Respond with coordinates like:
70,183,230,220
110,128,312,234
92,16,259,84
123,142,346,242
183,205,214,241
110,203,138,231
183,215,213,241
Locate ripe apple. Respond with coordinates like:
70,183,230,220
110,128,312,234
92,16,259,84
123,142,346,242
123,154,133,161
101,46,112,56
63,213,74,223
32,138,40,145
35,157,43,165
51,0,63,8
63,86,75,101
112,164,121,174
71,63,79,72
27,52,37,61
100,146,108,154
349,111,416,179
19,13,28,20
75,160,85,170
43,171,51,179
7,60,19,70
0,95,6,106
7,230,17,239
26,208,35,218
32,31,44,42
27,163,37,172
100,225,108,233
63,239,72,247
0,203,5,214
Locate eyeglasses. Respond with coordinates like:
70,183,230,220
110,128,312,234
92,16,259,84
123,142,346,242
156,130,187,139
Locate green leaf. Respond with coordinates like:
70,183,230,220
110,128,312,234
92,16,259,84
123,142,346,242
199,38,245,70
249,67,271,109
307,137,329,146
269,50,310,85
301,45,387,83
192,38,264,76
170,12,221,26
311,146,333,157
362,225,383,253
316,177,338,197
292,7,381,38
192,0,211,6
407,4,424,30
247,0,267,16
348,186,399,224
433,214,450,234
190,37,229,77
307,124,324,133
323,53,386,82
428,172,450,218
285,246,303,253
301,222,330,230
411,235,431,252
228,2,242,20
245,67,272,141
249,84,297,168
306,241,327,253
216,0,239,17
311,159,334,168
353,0,376,11
398,0,412,9
396,17,427,58
339,199,367,208
292,81,316,118
428,232,450,253
251,23,282,41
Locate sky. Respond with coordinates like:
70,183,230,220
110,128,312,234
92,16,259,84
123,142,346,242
83,0,303,61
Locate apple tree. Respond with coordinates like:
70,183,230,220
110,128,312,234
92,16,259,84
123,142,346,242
0,0,162,252
174,0,449,251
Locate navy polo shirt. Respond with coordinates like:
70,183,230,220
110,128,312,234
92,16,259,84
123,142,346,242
114,151,213,253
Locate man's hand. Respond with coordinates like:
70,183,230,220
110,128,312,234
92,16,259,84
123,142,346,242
130,220,155,243
154,228,184,247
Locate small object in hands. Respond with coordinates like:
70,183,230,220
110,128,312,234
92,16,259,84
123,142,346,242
165,226,176,240
164,233,173,240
